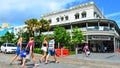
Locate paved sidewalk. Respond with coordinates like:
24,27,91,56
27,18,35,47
35,52,120,68
65,52,120,63
0,52,120,68
60,52,120,68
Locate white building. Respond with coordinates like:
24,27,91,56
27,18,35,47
14,25,27,38
41,2,120,52
41,2,105,25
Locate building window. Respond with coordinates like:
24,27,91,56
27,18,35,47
94,12,97,18
81,11,86,18
48,19,51,23
65,16,69,20
56,18,59,22
97,15,100,19
74,13,79,19
61,17,64,21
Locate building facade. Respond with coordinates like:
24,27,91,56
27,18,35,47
14,25,27,38
0,23,14,37
41,2,120,52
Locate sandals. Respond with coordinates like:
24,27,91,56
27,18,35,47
39,59,42,63
34,64,39,67
45,62,48,64
55,61,59,63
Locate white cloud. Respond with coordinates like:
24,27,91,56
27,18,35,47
0,0,87,12
0,0,87,26
106,12,120,18
105,12,120,27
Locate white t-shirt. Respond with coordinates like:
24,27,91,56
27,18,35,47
48,39,55,50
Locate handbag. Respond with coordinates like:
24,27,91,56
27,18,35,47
41,45,44,50
87,51,90,55
26,53,31,61
25,44,30,54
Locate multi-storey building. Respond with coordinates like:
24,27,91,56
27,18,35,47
41,2,120,52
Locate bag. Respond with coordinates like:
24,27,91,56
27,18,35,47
26,53,31,61
87,51,90,55
41,45,44,50
20,50,27,57
25,45,30,54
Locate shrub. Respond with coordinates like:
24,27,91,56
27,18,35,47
69,51,75,55
33,48,43,54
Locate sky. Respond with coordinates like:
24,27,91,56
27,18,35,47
0,0,120,27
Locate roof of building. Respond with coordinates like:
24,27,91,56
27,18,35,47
41,1,105,18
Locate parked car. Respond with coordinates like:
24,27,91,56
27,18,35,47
0,43,17,54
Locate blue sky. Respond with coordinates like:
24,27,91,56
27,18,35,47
0,0,120,27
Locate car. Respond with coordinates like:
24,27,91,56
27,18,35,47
0,43,17,54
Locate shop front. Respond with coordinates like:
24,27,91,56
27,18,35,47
88,35,114,53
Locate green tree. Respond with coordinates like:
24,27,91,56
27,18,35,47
1,31,15,43
71,27,84,44
71,27,84,54
53,26,70,48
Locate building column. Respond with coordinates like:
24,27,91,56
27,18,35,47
70,23,72,40
86,23,88,43
119,40,120,49
114,37,116,52
116,39,118,49
86,22,88,31
98,21,100,30
108,23,110,30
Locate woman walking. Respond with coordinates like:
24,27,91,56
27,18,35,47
83,43,90,57
10,37,23,64
39,37,48,63
22,37,39,67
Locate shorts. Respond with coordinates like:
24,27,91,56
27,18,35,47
41,46,47,52
48,50,56,56
15,46,20,55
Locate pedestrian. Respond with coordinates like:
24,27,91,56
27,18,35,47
83,43,90,57
10,37,23,64
22,37,39,67
39,37,48,63
45,37,59,64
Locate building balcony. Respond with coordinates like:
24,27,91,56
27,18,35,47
83,30,115,36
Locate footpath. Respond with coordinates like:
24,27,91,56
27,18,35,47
0,52,120,68
35,52,120,68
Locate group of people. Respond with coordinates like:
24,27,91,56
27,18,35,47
9,36,59,67
40,37,59,64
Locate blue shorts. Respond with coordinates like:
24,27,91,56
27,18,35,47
15,46,20,55
48,50,56,55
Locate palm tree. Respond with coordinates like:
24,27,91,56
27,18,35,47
24,18,50,37
39,19,51,35
25,18,40,37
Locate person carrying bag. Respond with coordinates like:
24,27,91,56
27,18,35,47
22,37,39,67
